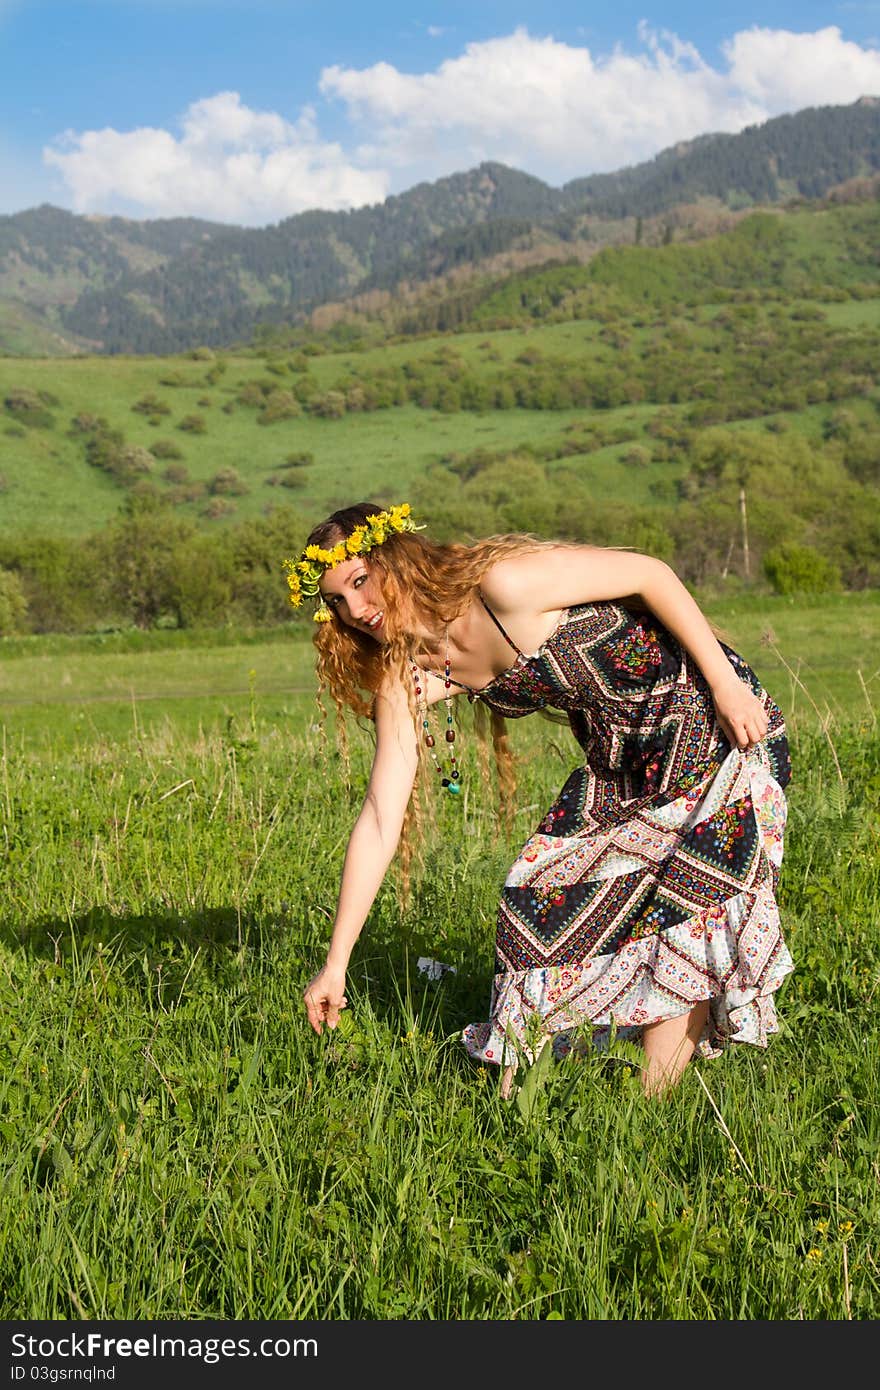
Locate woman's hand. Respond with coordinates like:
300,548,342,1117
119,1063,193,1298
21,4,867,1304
303,962,348,1035
711,672,770,751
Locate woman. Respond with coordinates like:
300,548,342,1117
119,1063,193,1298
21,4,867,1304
285,502,793,1097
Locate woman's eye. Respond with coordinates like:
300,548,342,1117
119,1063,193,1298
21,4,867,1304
353,574,367,588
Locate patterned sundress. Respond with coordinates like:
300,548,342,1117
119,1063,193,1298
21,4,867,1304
461,599,793,1068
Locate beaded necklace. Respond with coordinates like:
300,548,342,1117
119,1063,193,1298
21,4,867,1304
411,628,461,795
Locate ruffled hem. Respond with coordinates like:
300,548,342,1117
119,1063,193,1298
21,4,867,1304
462,884,794,1068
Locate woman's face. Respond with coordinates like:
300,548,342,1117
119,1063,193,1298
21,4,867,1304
319,557,387,640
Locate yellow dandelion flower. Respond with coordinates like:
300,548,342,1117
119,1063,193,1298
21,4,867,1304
806,1248,822,1263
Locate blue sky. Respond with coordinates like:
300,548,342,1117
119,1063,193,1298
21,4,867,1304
2,0,879,223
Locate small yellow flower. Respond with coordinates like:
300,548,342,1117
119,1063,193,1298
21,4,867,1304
806,1248,823,1263
840,1221,854,1236
816,1220,829,1236
304,544,323,560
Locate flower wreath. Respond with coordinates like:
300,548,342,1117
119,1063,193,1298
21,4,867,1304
282,503,421,621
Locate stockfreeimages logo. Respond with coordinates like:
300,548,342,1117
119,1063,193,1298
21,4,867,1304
10,1333,317,1366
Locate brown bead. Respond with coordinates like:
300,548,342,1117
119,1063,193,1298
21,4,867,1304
445,729,455,742
425,735,435,748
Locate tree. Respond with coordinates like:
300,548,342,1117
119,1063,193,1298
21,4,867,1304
0,568,28,635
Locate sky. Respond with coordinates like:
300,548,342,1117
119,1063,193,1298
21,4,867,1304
1,0,880,226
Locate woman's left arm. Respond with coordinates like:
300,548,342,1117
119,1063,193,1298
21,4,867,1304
484,547,770,751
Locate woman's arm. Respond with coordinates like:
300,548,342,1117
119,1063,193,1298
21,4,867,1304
303,678,419,1035
482,546,769,751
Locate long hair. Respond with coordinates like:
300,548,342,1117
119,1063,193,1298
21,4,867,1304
305,504,550,885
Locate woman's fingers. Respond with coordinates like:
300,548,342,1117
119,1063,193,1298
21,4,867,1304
303,982,349,1034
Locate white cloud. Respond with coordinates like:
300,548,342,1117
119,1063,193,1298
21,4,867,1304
43,91,389,225
40,27,880,224
723,25,880,110
320,25,880,188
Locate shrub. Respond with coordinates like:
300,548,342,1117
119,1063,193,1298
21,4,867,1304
623,445,652,468
4,387,56,429
763,543,842,595
117,446,156,479
0,568,28,635
162,462,190,485
149,439,185,461
202,497,236,520
69,412,103,434
131,394,171,417
309,390,347,419
177,414,207,434
237,383,265,408
258,390,302,425
208,467,249,496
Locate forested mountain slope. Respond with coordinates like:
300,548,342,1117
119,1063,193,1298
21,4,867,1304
1,98,878,356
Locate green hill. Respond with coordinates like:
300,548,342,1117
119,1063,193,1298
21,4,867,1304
0,196,878,635
2,99,880,356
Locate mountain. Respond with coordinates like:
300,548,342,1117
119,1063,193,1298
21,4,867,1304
1,97,879,356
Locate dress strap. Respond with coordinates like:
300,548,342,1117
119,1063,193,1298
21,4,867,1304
479,591,524,657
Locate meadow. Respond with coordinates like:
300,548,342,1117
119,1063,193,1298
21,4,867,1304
1,593,878,1319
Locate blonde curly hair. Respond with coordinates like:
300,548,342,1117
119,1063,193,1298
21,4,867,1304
303,503,554,886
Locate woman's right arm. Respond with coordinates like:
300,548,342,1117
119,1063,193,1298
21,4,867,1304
303,678,419,1035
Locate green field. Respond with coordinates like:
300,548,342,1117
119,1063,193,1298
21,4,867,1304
1,595,878,1318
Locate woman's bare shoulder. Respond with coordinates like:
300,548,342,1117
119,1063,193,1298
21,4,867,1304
479,544,605,610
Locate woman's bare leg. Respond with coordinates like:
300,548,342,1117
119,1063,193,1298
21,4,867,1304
640,1000,710,1097
500,1064,516,1100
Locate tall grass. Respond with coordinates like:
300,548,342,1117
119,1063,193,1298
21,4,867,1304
1,623,878,1319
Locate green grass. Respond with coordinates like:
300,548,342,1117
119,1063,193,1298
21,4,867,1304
1,594,878,1318
2,342,672,534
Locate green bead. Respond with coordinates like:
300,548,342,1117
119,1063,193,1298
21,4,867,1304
447,781,461,795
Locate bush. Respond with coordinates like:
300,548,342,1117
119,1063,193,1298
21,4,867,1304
309,390,347,419
623,445,652,468
763,543,842,595
162,462,190,485
4,387,56,429
149,439,185,461
177,414,207,434
202,497,236,520
131,394,171,417
208,467,249,497
0,568,28,635
258,390,302,425
117,446,155,480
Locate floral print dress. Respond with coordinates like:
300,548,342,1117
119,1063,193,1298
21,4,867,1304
461,600,793,1068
